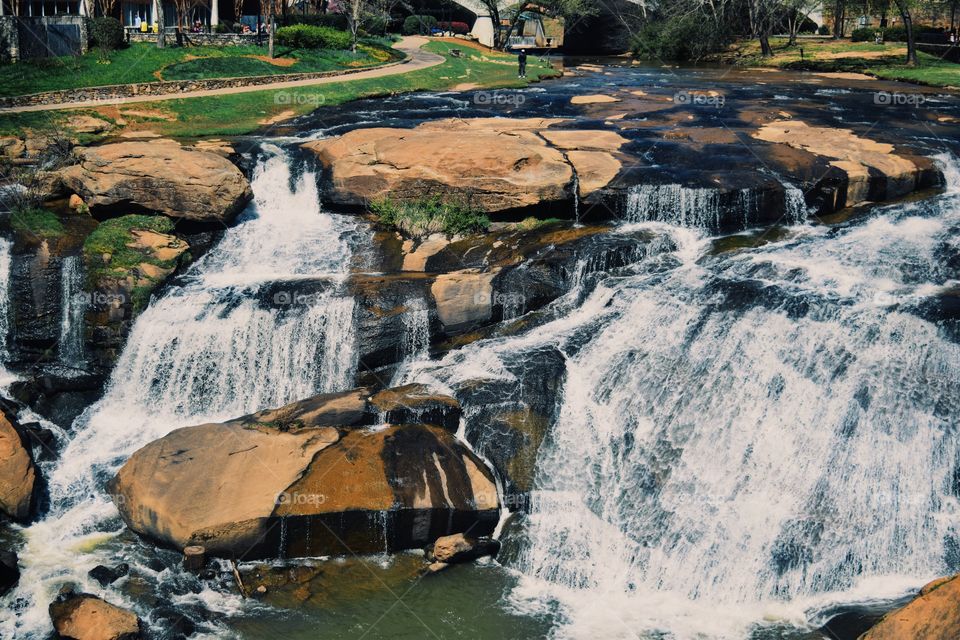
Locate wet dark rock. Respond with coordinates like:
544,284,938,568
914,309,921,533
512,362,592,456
0,549,19,596
8,370,106,430
87,562,129,587
150,607,197,639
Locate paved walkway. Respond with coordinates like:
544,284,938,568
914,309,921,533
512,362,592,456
0,36,445,114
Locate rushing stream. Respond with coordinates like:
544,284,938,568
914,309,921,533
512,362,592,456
2,65,960,639
1,147,365,638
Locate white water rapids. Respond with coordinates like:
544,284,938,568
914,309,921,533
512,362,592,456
400,155,960,639
0,148,363,637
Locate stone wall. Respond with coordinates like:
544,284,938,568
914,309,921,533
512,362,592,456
0,53,407,109
125,29,260,47
0,16,89,62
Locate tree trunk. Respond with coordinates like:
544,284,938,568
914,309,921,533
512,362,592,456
895,0,918,65
157,0,166,47
788,12,798,46
268,11,274,58
759,30,772,56
833,0,844,38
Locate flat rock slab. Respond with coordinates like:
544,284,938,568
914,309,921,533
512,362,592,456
56,139,252,222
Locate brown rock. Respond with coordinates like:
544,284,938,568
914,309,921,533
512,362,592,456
859,574,960,640
430,269,498,332
56,140,252,222
0,412,37,522
110,388,499,559
49,593,141,640
304,121,571,214
429,533,501,563
68,194,86,210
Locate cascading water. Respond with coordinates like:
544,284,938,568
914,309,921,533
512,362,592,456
1,147,364,637
506,154,960,638
0,237,12,363
57,255,87,369
389,297,430,386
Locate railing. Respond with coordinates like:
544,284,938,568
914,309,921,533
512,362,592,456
507,36,536,48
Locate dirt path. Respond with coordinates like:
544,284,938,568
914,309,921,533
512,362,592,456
0,36,444,114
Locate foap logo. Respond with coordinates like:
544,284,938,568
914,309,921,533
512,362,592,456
72,291,126,306
273,291,324,306
473,291,526,307
674,90,725,108
274,92,326,106
275,491,326,506
474,91,526,107
874,91,925,107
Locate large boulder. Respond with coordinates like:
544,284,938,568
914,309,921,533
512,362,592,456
302,118,628,214
109,387,498,559
49,591,141,640
0,411,37,522
55,140,252,222
859,574,960,640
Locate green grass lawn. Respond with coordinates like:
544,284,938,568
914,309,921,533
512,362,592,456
0,40,398,97
721,36,960,88
127,41,560,137
0,41,559,138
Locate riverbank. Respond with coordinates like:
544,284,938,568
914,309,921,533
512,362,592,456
0,40,559,139
709,37,960,88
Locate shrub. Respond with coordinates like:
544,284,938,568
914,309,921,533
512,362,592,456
275,24,352,49
630,13,731,62
213,21,232,34
9,206,65,239
851,27,876,42
370,196,489,238
403,15,437,35
89,16,124,60
438,21,470,35
283,13,349,31
817,25,830,36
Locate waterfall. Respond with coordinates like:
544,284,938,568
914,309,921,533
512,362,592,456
507,154,960,638
624,183,807,231
2,147,364,638
0,237,11,363
57,255,87,369
389,297,430,386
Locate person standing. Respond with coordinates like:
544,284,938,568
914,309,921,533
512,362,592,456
518,49,528,78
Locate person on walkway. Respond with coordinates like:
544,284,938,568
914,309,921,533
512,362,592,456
518,49,528,78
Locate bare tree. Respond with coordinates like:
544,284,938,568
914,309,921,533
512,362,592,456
892,0,919,65
344,0,369,52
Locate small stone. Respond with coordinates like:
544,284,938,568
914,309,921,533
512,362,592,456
68,194,85,210
427,562,449,574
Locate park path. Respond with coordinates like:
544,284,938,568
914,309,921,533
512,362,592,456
0,36,445,114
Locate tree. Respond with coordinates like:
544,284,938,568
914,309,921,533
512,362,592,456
344,0,369,52
485,0,597,51
891,0,919,65
157,0,167,47
833,0,847,37
234,0,245,26
173,0,210,32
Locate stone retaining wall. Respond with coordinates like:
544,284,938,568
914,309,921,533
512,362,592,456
0,53,407,109
126,29,260,47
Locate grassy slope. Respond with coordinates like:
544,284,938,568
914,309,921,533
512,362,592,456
0,40,397,97
720,37,960,88
0,41,558,138
123,41,559,137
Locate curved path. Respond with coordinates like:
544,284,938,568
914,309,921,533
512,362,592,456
0,36,445,114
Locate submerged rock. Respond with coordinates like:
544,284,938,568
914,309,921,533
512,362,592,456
0,410,38,522
109,387,498,559
54,140,252,222
48,590,141,640
859,574,960,640
87,563,129,588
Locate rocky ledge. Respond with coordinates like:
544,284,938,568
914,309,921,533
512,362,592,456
53,139,252,223
859,574,960,640
108,385,498,559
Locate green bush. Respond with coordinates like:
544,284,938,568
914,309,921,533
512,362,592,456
9,206,65,239
630,13,731,62
851,27,877,42
89,16,125,55
213,21,233,34
403,15,437,35
275,24,352,49
371,196,489,238
817,25,830,36
884,25,907,41
283,13,350,30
